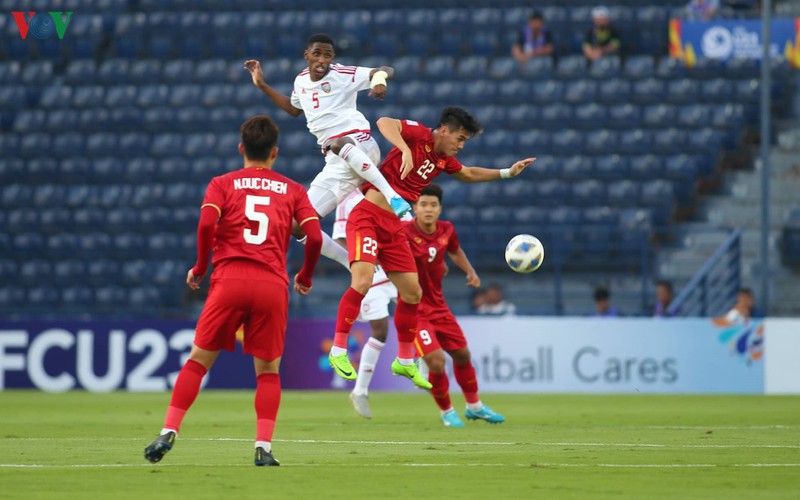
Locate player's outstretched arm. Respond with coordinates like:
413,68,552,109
368,66,394,100
294,217,322,295
376,117,414,179
453,157,536,183
244,59,303,117
187,205,219,289
448,248,481,288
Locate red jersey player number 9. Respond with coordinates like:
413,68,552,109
244,195,271,245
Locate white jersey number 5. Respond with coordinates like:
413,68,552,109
244,195,271,245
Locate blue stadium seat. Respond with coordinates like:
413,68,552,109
495,80,528,105
148,233,181,259
158,157,192,182
656,57,686,79
52,132,85,158
606,180,641,207
642,104,677,128
1,184,32,209
470,105,506,130
46,233,80,259
48,109,80,132
622,55,655,79
511,206,549,232
678,104,712,128
438,32,464,57
93,157,126,184
481,130,516,155
86,133,118,157
106,208,140,232
464,80,497,105
549,206,582,226
137,85,170,107
142,108,176,133
640,179,675,210
653,128,687,153
596,79,632,105
668,78,703,105
39,86,71,109
530,81,563,104
0,159,24,185
688,58,724,79
140,207,171,228
0,259,18,283
7,208,39,234
162,60,195,84
0,287,26,308
726,57,759,79
686,128,722,155
589,57,621,79
524,156,559,181
176,107,210,133
110,107,143,132
19,260,51,285
94,286,129,307
583,206,618,226
62,286,94,308
608,103,641,129
125,158,159,184
33,185,66,208
618,129,652,155
423,57,456,81
701,78,735,103
536,103,571,128
520,56,554,79
561,155,594,180
391,56,422,81
0,62,22,84
443,206,477,225
573,103,606,128
551,130,583,155
536,179,569,206
13,110,47,134
581,226,613,259
564,80,597,104
118,133,149,157
19,133,52,159
502,181,537,206
594,155,630,180
736,79,760,103
584,129,617,155
478,206,514,224
632,78,666,104
64,60,98,85
28,286,60,307
169,85,203,107
208,107,241,133
86,259,120,286
72,86,105,108
469,33,499,56
14,233,46,259
194,60,227,84
518,130,552,154
467,182,503,205
470,8,503,30
570,179,606,206
114,233,147,258
712,104,745,149
487,57,516,80
146,35,174,59
556,55,588,80
150,134,182,158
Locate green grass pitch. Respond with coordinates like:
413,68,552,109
1,391,799,499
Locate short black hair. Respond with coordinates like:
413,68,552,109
530,10,544,20
240,115,279,162
657,280,673,293
739,288,752,296
594,287,610,301
307,33,335,49
419,184,443,203
436,106,482,137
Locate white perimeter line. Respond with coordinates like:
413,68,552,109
2,463,800,469
3,437,800,449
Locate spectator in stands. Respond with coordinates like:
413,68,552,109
511,11,554,67
476,284,516,316
653,280,678,317
686,0,720,20
470,288,487,312
719,288,756,325
592,286,620,317
583,6,621,62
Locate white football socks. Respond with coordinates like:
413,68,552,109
338,143,401,204
353,337,385,396
466,401,483,412
320,231,350,269
160,428,177,437
255,440,270,452
330,346,347,357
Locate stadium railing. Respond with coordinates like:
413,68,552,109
666,228,742,317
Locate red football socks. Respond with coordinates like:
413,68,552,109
255,373,281,443
333,287,366,349
429,371,452,411
163,359,207,431
394,299,419,359
454,362,480,404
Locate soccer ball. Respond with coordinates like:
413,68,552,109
504,234,544,273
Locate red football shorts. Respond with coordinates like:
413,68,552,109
346,199,417,273
194,263,288,361
414,311,468,356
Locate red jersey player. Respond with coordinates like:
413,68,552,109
328,106,534,388
405,184,505,427
144,116,322,467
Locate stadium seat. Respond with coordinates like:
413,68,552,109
13,110,47,134
653,128,687,153
496,80,528,105
622,55,655,80
481,130,516,154
520,56,554,79
583,205,618,226
561,155,594,180
535,103,571,129
13,233,46,259
678,104,712,128
642,104,677,128
640,179,675,208
688,58,724,79
549,206,582,227
632,78,666,104
51,133,84,159
137,85,171,108
573,103,606,128
530,81,563,104
502,181,537,206
62,286,94,308
564,80,597,104
726,57,759,79
703,79,738,104
607,103,641,129
536,179,569,206
666,79,701,104
551,130,583,155
28,286,60,306
629,155,664,180
85,133,118,157
606,180,641,207
686,128,722,155
518,130,552,154
468,182,503,205
570,179,606,206
445,206,478,225
589,57,621,79
64,60,98,85
618,129,652,155
594,155,630,180
736,79,760,103
656,57,686,79
423,57,455,81
584,129,617,155
94,286,129,307
556,55,588,80
86,259,120,286
19,133,52,159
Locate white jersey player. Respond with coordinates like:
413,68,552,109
333,190,398,418
244,33,412,269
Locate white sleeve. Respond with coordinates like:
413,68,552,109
331,191,364,239
290,88,302,110
725,309,742,324
353,66,373,92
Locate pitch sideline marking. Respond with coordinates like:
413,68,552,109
2,463,800,469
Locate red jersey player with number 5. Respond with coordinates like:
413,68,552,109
144,116,322,467
406,184,505,427
328,107,535,388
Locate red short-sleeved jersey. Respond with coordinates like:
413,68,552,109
403,219,460,317
364,120,463,202
202,167,316,285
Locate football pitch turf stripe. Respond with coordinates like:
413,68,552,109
2,463,800,469
5,437,800,449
